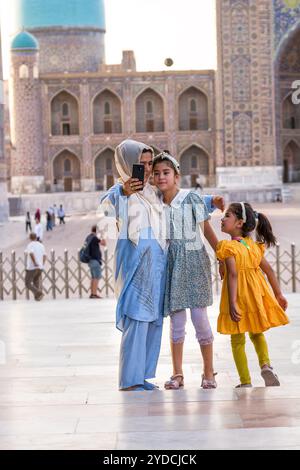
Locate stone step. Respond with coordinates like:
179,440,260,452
281,187,293,203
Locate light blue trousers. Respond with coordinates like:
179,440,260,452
119,316,163,389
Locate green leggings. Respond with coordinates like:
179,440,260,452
231,333,270,385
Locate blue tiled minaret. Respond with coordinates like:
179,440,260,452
13,0,106,73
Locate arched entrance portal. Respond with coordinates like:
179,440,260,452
276,23,300,183
178,87,209,131
53,150,81,192
180,145,209,188
135,88,165,133
94,148,118,190
282,94,300,130
93,90,122,134
51,91,79,136
283,141,300,183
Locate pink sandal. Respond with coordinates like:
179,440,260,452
201,372,217,389
164,374,184,390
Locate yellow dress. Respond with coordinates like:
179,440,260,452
216,237,289,335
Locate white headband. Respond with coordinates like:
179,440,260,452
154,152,180,174
240,202,247,224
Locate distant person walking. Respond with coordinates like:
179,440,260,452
85,225,106,299
35,208,41,223
58,205,65,225
46,211,52,231
25,212,32,233
48,206,54,230
53,204,58,227
34,218,43,242
25,233,46,301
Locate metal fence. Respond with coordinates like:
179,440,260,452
0,244,299,301
0,250,114,300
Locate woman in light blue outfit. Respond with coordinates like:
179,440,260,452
101,139,218,391
101,140,167,391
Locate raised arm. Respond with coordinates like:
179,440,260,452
203,220,219,252
203,195,225,214
260,257,288,311
225,257,241,322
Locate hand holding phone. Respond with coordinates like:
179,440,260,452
122,164,144,196
132,164,145,186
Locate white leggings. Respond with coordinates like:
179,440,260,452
170,307,214,346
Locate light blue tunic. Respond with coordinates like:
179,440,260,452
101,184,167,331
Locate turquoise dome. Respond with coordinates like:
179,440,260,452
14,0,106,30
11,31,39,50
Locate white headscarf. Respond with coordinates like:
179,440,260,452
115,139,166,250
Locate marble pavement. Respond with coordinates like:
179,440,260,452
0,295,300,450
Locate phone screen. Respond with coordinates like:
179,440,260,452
132,164,145,184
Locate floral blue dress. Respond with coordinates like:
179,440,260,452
163,190,213,316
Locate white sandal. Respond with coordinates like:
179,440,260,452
164,374,184,390
201,372,217,389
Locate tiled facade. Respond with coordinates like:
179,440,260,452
215,0,300,187
31,28,105,74
216,0,280,187
0,29,9,221
5,0,300,194
10,48,216,193
274,0,300,183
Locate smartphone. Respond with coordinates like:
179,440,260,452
132,164,144,190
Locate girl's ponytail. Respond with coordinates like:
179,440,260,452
256,212,277,248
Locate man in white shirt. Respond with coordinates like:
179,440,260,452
58,205,65,225
25,233,46,301
34,219,44,242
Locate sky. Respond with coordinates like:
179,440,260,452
0,0,217,78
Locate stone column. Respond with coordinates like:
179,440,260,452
10,47,45,194
123,79,133,135
166,76,177,156
80,81,94,191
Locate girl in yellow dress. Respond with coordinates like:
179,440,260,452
216,202,289,388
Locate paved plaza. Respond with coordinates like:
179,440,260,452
0,294,299,450
2,201,300,257
1,201,300,449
